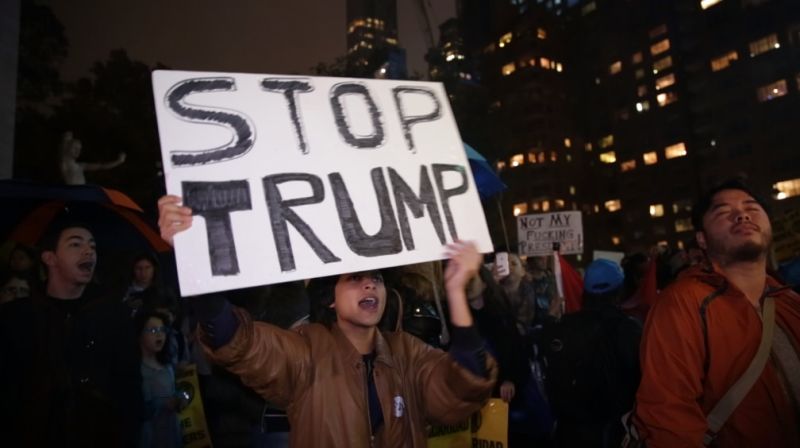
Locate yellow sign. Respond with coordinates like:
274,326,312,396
177,364,213,448
427,398,509,448
427,420,471,448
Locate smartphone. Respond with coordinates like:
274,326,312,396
495,252,510,277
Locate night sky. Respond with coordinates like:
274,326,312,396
49,0,456,80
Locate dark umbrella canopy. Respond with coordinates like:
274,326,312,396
463,143,506,200
0,180,169,253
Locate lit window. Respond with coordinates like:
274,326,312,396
555,199,566,208
632,52,643,64
386,37,398,45
594,204,601,213
656,91,678,106
756,79,788,102
564,138,572,148
675,218,693,233
537,28,547,39
652,56,672,74
655,73,676,90
600,151,616,163
650,204,665,217
701,0,724,10
538,152,546,163
711,51,738,71
605,199,622,212
542,200,551,212
566,154,573,162
672,199,692,214
496,160,506,171
528,152,538,163
611,236,622,246
499,32,513,48
550,152,558,162
665,142,687,159
773,178,800,199
510,154,525,167
620,160,637,172
649,24,668,38
556,62,564,72
636,101,650,112
569,185,577,195
585,142,593,152
609,61,622,75
635,68,646,79
527,57,537,66
540,57,551,69
643,151,658,165
485,43,496,53
637,85,648,97
599,134,614,148
531,202,541,211
502,62,516,76
749,34,780,57
581,1,597,15
650,39,670,56
513,203,528,217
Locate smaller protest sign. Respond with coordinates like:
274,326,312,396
517,211,583,257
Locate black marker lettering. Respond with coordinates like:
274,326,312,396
182,180,252,276
165,77,255,166
388,166,446,250
392,87,442,153
329,168,402,256
329,82,385,148
432,164,469,240
261,78,314,154
262,173,340,272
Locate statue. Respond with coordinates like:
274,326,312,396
60,131,126,185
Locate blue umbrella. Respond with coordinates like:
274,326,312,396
463,143,506,200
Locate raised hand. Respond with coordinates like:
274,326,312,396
157,195,193,247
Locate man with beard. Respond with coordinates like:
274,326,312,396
633,179,800,447
0,218,142,447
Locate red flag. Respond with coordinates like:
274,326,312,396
621,256,658,320
555,252,584,314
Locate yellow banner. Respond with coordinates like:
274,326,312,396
176,364,213,448
472,398,508,447
427,420,471,448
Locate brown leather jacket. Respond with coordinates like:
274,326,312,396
202,307,497,447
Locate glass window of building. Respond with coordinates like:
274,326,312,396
637,85,648,97
569,185,577,195
675,218,693,232
605,199,622,212
652,56,672,74
611,236,622,246
540,57,551,69
656,91,678,106
550,152,558,162
510,154,525,167
600,151,617,163
649,24,668,38
531,202,541,211
502,62,516,76
555,199,566,209
581,1,597,15
499,32,513,48
635,68,646,79
710,51,738,71
636,101,650,112
527,152,538,163
672,199,692,214
542,200,551,212
749,34,780,57
632,52,643,64
774,178,800,199
655,73,676,90
609,61,622,75
650,39,670,55
537,27,547,39
620,159,637,172
585,142,593,151
513,203,528,217
643,151,658,165
599,134,614,148
496,160,506,171
556,62,564,72
701,0,724,9
756,79,788,102
665,142,687,159
564,138,572,148
650,204,665,217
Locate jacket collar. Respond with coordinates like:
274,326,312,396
684,263,791,297
331,323,396,368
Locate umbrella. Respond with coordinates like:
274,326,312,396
464,142,507,200
0,180,170,253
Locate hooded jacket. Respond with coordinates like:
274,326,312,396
201,307,497,447
635,264,800,447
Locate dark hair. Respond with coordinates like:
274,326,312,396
691,178,770,232
307,275,340,327
38,214,94,253
135,309,173,365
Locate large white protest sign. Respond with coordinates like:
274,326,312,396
517,211,583,257
152,70,493,296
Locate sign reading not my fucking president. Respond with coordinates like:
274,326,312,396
152,70,492,296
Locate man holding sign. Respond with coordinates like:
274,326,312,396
158,196,497,447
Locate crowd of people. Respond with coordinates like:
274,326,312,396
0,178,798,447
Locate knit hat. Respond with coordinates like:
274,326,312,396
584,259,624,294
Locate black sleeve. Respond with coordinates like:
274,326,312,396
448,325,488,378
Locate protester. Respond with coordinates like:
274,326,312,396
7,243,38,278
0,217,143,447
123,252,168,315
539,259,641,448
634,179,800,447
0,271,31,305
158,194,497,447
59,131,126,185
138,309,184,448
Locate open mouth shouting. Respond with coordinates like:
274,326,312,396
358,296,380,311
78,260,95,274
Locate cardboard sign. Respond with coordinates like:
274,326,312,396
152,70,492,295
517,211,583,257
176,364,212,448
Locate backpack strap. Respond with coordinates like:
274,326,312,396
703,295,776,446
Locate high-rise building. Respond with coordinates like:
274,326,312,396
346,0,407,78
